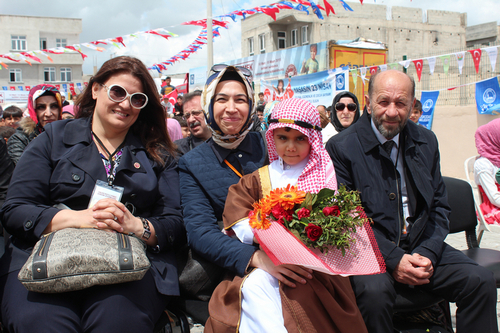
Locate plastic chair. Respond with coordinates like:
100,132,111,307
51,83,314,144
463,155,490,245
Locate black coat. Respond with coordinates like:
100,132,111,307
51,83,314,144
326,113,456,272
0,117,186,296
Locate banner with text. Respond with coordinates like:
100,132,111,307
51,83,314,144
475,77,500,115
260,69,348,107
0,90,29,105
419,91,440,130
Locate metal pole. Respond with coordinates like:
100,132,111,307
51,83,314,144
207,0,213,74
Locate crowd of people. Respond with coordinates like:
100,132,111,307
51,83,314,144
0,55,497,333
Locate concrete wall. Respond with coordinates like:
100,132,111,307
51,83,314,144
432,105,500,179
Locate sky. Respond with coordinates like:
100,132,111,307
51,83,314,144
1,0,498,77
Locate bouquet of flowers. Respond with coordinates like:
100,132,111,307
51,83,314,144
249,185,385,276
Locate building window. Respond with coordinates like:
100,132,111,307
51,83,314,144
249,37,254,56
11,36,27,51
259,34,265,54
291,29,298,46
61,68,72,82
44,67,56,82
9,69,22,83
56,38,67,47
301,26,309,45
40,38,47,50
278,31,286,49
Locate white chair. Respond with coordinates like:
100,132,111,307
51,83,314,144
464,155,492,245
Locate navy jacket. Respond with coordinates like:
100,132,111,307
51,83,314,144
178,132,266,277
0,117,186,296
327,113,455,272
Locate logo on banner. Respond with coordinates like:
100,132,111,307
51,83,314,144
335,73,345,90
483,88,496,104
423,99,434,112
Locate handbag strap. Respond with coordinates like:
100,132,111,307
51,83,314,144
118,233,134,271
32,232,55,280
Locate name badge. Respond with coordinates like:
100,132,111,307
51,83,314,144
88,180,124,208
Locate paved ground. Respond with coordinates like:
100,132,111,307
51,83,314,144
171,228,500,332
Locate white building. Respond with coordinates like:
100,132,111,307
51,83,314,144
0,15,83,94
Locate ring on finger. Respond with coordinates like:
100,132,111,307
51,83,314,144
113,215,118,221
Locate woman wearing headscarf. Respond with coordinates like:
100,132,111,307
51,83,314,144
330,91,360,135
178,65,267,301
474,118,500,224
0,56,185,332
205,98,367,332
7,84,62,164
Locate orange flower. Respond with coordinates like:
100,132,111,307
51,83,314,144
249,201,271,230
268,184,306,211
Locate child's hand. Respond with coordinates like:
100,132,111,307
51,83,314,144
250,250,313,288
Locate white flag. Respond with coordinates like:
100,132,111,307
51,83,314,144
427,57,436,75
455,51,465,74
484,46,498,72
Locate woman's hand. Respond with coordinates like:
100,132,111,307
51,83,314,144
92,198,142,235
249,250,313,288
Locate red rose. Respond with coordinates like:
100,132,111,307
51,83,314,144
284,209,293,221
323,205,341,217
271,205,285,219
297,207,311,219
305,223,323,242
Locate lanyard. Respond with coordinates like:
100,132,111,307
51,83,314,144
224,159,243,178
92,131,126,186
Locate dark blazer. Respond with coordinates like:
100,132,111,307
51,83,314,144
326,113,465,272
178,133,266,276
0,117,186,296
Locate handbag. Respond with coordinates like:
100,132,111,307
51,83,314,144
18,228,151,293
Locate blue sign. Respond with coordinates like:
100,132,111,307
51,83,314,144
419,91,440,130
475,77,500,115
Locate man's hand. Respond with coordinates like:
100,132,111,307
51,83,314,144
392,253,434,285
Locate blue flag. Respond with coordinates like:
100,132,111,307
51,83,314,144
2,87,7,91
309,1,324,19
419,91,439,130
475,77,500,115
62,84,68,92
18,86,23,91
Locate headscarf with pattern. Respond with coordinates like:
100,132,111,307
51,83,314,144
201,66,255,149
475,118,500,168
27,84,63,126
266,98,337,193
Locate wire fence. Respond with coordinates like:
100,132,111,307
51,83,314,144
389,42,500,106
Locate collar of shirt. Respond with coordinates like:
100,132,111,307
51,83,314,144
208,134,253,164
278,156,309,171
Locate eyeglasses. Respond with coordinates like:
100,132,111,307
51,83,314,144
183,110,204,119
335,102,357,112
101,84,148,109
210,64,252,78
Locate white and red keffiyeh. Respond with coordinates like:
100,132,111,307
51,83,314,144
266,98,337,193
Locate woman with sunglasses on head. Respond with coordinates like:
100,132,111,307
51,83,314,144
330,91,360,135
0,56,185,332
7,84,62,165
177,64,267,315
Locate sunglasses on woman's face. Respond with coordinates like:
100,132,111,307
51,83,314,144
210,64,252,78
335,102,357,112
101,84,148,109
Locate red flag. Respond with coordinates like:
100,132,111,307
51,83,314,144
212,19,228,28
182,19,207,27
9,86,16,91
0,55,20,62
90,40,108,45
83,82,89,87
25,86,31,91
360,0,363,3
55,84,61,90
468,49,482,74
413,59,423,82
261,7,280,20
20,52,42,63
323,0,335,16
110,37,126,47
65,46,88,60
165,89,178,106
69,83,76,95
369,66,378,75
145,30,172,40
42,49,65,55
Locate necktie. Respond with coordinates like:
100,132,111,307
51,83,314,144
383,140,395,157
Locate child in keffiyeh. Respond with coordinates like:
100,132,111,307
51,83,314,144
205,98,367,333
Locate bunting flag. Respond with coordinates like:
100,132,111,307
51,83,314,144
55,84,61,91
439,55,450,75
25,85,31,91
360,67,367,82
9,86,15,91
369,66,378,75
485,46,498,72
419,90,439,130
18,86,23,91
379,64,387,72
76,83,83,91
412,59,423,82
323,0,335,15
62,84,68,92
399,60,410,69
427,57,436,75
456,51,465,74
475,77,500,115
309,1,324,19
389,63,398,70
351,68,358,88
468,48,482,74
69,83,76,95
338,0,353,11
